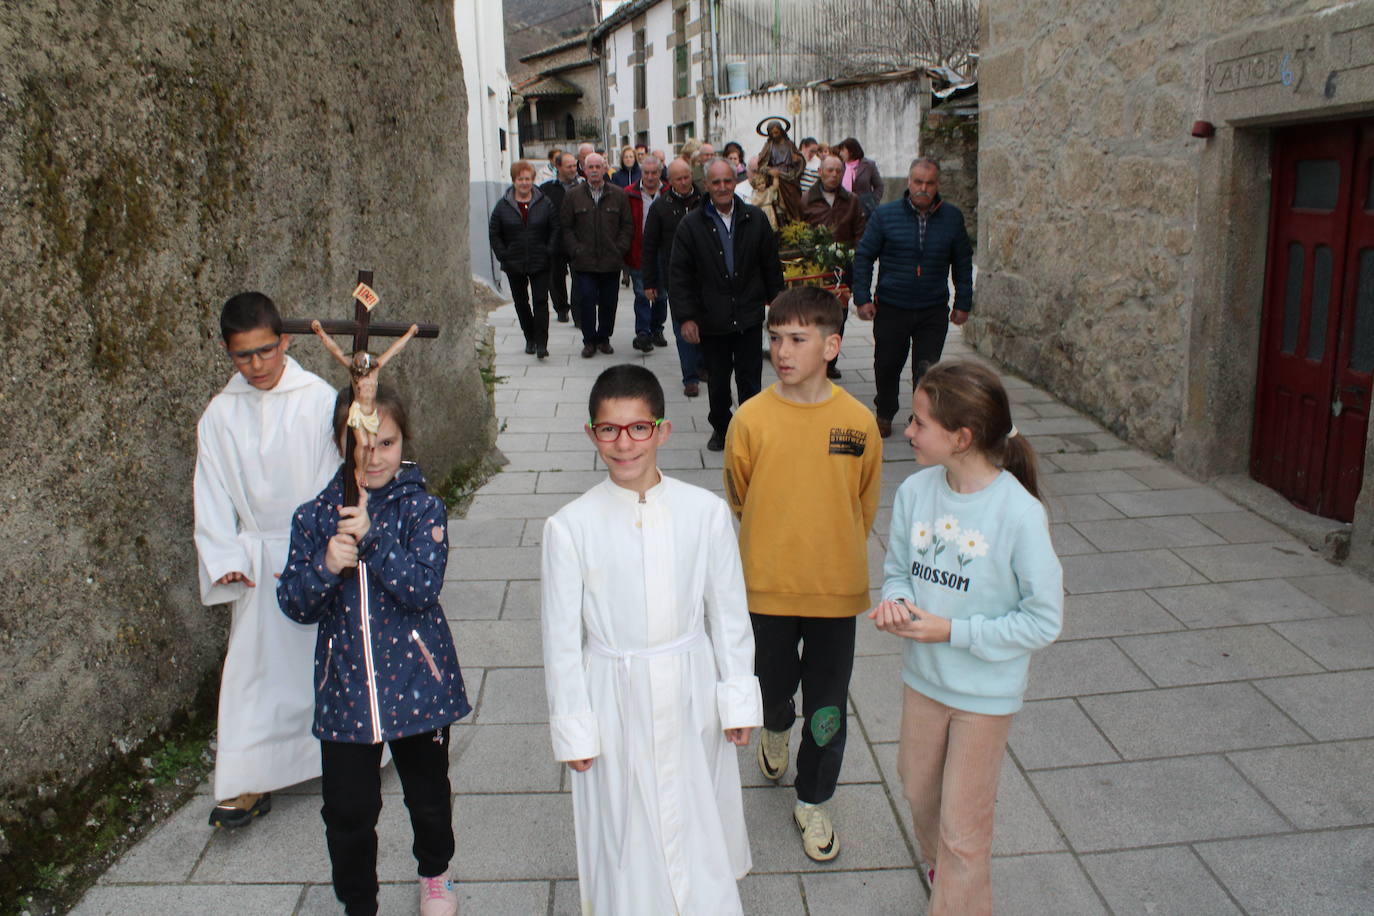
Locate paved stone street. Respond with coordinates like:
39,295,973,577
74,291,1374,915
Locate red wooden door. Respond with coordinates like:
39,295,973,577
1252,119,1373,522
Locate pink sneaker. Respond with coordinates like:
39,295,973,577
419,870,458,916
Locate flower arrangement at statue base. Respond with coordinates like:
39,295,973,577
779,222,854,296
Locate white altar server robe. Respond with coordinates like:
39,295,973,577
542,475,763,915
194,355,338,800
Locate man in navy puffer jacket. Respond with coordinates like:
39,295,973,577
852,158,973,436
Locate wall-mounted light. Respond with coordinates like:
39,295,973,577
1191,120,1216,138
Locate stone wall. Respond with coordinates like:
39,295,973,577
970,0,1233,453
921,96,979,244
973,0,1374,570
0,0,491,834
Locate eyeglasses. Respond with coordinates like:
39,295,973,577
228,339,283,364
587,418,663,442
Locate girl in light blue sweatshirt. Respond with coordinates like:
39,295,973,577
868,360,1063,916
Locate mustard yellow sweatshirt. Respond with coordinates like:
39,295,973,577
724,383,882,616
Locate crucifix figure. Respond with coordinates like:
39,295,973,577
282,269,440,510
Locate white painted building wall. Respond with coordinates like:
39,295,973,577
455,0,515,288
601,0,708,156
713,79,924,197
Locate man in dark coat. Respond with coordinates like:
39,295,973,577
669,159,785,450
560,152,635,357
852,158,974,437
802,154,867,380
541,152,582,325
643,158,705,397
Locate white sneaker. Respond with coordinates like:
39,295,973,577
758,727,790,781
419,870,458,916
793,802,839,862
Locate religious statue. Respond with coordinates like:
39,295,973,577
311,319,418,450
756,116,805,224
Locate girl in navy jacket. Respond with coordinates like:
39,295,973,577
279,386,469,916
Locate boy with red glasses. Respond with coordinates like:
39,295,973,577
541,364,762,914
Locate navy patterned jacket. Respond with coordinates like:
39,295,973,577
278,464,471,744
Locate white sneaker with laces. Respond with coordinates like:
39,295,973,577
757,727,790,781
793,801,839,862
419,870,458,916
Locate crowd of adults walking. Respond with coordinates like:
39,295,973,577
489,120,973,448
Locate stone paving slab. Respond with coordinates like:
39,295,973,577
1078,682,1310,758
1029,756,1290,851
1194,827,1374,916
1285,571,1374,615
1080,846,1243,916
1060,590,1184,640
1252,670,1374,740
1115,624,1324,686
74,296,1374,914
1227,739,1374,829
1007,698,1123,769
1145,579,1335,628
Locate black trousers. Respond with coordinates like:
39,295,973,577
320,727,453,916
575,270,621,345
751,614,857,805
505,269,549,347
548,256,580,317
873,305,951,420
699,327,764,436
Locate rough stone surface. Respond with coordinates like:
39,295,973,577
0,1,491,836
972,0,1374,572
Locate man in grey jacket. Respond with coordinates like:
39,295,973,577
561,152,635,357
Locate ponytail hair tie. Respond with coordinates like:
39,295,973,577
1007,425,1019,440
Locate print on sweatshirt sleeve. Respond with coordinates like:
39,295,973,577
828,426,868,456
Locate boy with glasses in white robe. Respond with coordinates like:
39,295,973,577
541,364,762,914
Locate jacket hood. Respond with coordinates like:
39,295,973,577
502,185,546,206
223,355,321,397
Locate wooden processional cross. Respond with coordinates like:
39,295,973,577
282,269,440,511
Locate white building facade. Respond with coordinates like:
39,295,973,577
455,0,515,287
595,0,714,156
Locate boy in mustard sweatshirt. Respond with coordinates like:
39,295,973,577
724,286,882,861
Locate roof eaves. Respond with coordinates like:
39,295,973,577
590,0,664,39
517,32,591,63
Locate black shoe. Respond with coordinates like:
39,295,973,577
684,381,700,397
536,346,549,359
633,335,652,352
524,342,536,355
706,432,726,451
652,332,669,348
556,311,570,323
827,365,842,379
581,344,596,358
572,316,582,329
209,792,272,829
598,341,614,354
